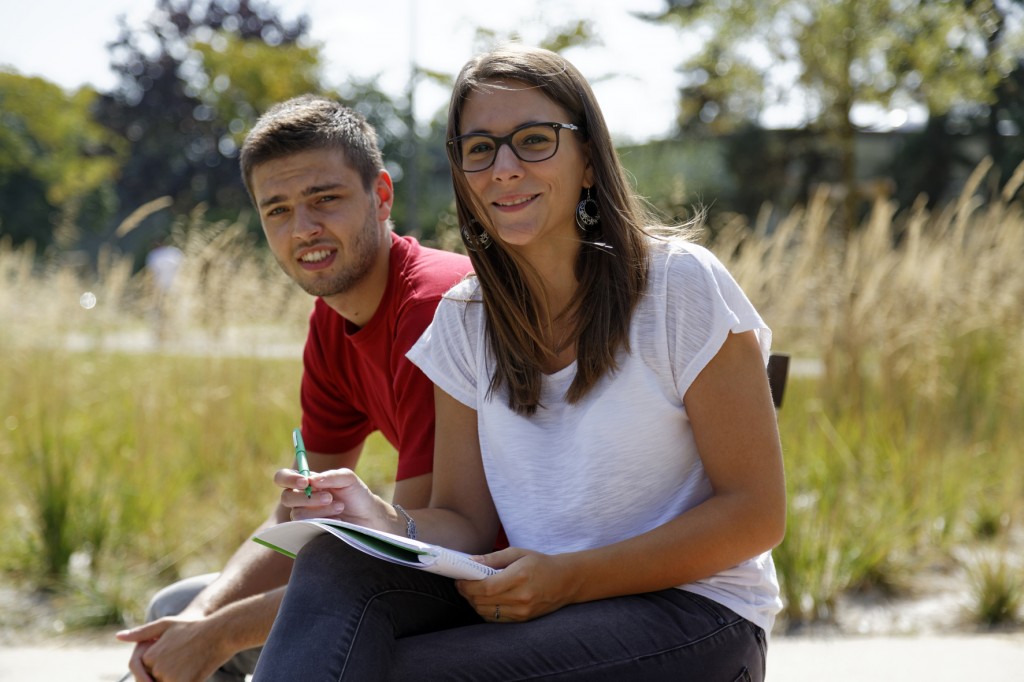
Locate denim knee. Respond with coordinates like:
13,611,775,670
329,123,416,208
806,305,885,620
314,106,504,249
146,572,219,621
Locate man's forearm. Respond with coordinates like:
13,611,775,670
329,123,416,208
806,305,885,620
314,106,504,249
186,506,294,617
204,586,286,653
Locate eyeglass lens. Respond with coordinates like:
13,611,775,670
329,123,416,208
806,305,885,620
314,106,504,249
454,123,566,172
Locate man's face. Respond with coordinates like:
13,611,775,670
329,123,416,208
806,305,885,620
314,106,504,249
251,148,392,299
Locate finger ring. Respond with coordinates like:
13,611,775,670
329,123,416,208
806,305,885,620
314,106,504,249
494,604,501,621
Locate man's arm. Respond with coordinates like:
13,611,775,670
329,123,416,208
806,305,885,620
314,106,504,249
118,447,362,682
188,450,430,615
183,447,366,614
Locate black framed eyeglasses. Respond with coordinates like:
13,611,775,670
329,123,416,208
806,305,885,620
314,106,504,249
447,122,581,173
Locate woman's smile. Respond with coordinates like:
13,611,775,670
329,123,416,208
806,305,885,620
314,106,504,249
492,193,540,210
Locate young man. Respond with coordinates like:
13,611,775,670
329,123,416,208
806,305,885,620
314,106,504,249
117,95,472,682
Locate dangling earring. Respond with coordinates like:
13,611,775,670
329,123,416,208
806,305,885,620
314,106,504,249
460,219,492,252
576,187,600,231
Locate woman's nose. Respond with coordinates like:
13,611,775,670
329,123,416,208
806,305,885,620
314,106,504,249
490,143,524,181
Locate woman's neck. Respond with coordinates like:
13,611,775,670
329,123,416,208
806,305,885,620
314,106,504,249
522,239,581,372
517,234,580,311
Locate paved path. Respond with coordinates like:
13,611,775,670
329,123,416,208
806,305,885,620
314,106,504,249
3,633,1022,680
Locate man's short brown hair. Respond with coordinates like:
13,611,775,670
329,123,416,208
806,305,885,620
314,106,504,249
239,95,384,201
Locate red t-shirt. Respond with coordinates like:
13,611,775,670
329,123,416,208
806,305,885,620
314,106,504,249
299,233,472,480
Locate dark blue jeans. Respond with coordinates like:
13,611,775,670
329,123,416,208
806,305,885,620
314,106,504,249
253,534,767,681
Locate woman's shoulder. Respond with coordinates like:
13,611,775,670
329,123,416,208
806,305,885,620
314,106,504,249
647,234,716,259
440,274,483,302
430,276,485,335
646,235,723,283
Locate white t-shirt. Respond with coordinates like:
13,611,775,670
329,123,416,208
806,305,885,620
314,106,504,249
407,238,782,632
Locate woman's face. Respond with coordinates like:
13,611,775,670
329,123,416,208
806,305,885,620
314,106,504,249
458,80,593,258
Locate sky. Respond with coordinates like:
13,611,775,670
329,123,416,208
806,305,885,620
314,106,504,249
0,0,691,144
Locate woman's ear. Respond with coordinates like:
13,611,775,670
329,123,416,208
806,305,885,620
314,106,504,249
583,159,596,189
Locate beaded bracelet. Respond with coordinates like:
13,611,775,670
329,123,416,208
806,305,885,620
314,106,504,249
393,503,417,540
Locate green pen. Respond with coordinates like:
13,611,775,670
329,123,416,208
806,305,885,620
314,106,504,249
292,428,312,498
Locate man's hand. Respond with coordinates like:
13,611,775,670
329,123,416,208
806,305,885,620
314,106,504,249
116,613,230,682
274,466,385,526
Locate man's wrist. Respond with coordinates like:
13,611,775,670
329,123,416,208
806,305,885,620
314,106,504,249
206,591,279,653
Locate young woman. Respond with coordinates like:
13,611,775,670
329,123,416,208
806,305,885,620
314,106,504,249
254,43,785,682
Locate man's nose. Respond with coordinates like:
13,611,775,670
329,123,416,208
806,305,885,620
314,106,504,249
293,205,323,239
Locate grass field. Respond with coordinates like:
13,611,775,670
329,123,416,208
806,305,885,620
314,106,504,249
1,160,1022,632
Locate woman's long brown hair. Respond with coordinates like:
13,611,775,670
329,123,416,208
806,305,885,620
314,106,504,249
446,43,653,416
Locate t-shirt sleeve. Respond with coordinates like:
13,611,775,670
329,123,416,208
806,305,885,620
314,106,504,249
406,282,482,410
667,244,772,398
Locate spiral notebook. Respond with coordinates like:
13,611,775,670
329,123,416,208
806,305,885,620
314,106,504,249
253,518,499,580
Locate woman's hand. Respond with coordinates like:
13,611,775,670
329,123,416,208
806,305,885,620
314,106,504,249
455,548,581,623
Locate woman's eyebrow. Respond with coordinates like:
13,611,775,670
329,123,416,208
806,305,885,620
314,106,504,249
461,119,542,136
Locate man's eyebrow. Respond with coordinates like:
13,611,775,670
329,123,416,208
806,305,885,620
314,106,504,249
303,183,345,197
258,194,286,209
258,183,346,209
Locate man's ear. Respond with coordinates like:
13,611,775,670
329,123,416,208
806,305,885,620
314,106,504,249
374,169,395,220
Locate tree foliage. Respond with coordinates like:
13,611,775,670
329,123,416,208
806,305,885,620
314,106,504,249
190,32,324,153
0,73,125,249
93,0,320,251
653,0,1021,132
646,0,1024,228
91,0,456,248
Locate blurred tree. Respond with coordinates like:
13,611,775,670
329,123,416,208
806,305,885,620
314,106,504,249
93,0,461,248
190,31,323,158
0,73,124,250
890,1,1024,208
94,0,320,253
990,57,1024,179
968,0,1024,187
645,0,1024,230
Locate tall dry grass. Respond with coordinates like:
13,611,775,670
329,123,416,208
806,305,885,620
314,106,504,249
715,158,1024,625
1,161,1022,630
0,209,398,627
